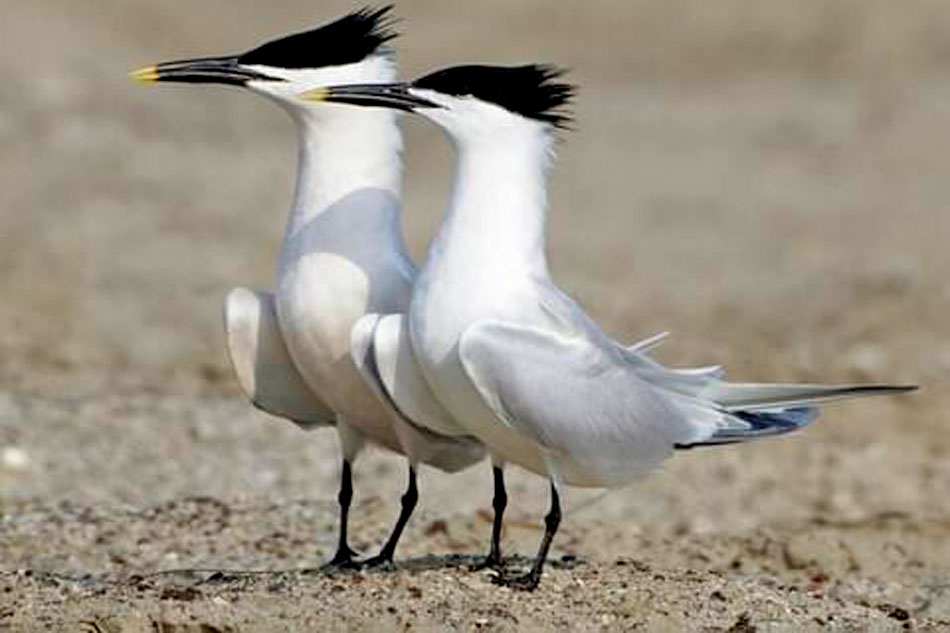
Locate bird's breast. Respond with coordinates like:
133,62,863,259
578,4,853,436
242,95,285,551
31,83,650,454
409,263,525,419
273,253,371,398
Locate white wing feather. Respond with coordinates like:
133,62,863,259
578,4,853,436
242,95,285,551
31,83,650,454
223,287,334,429
372,314,473,438
626,331,669,353
350,314,485,473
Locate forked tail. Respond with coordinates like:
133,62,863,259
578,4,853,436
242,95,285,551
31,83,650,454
675,383,916,449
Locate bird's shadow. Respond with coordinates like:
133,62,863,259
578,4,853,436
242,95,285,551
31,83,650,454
136,553,584,587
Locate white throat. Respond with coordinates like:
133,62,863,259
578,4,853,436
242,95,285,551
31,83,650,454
256,55,407,266
282,106,403,245
429,122,554,283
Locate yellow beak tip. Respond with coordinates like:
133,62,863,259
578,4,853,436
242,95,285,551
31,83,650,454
301,87,329,102
129,65,159,84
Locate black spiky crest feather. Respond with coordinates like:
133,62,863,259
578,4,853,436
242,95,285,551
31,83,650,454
238,5,396,70
412,64,575,128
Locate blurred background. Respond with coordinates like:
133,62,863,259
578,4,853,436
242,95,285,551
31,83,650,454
0,0,947,560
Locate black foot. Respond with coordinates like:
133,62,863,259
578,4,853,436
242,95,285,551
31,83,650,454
491,571,540,591
470,553,506,572
359,552,396,570
322,546,361,571
489,480,559,592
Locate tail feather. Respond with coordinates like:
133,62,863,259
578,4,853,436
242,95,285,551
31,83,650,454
701,382,917,412
676,382,916,450
675,407,818,449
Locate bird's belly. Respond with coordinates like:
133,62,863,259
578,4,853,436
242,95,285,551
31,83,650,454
275,252,401,450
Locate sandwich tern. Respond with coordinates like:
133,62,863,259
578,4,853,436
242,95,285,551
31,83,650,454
305,64,916,588
131,7,483,568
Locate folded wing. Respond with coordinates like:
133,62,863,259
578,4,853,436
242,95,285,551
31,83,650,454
458,320,724,486
371,314,473,438
223,287,335,429
350,314,484,473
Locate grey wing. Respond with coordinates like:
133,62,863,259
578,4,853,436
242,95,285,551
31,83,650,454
535,278,724,382
626,331,723,378
458,320,726,486
223,287,335,429
533,275,608,340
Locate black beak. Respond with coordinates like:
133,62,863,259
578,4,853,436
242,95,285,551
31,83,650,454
130,55,278,86
302,83,439,112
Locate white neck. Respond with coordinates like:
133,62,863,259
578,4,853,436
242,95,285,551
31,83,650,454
249,54,407,264
282,106,403,246
429,124,553,282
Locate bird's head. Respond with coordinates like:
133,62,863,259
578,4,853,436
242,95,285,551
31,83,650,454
303,64,574,140
130,6,398,115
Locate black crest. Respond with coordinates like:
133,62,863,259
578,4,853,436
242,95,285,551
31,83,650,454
412,65,574,128
238,6,396,70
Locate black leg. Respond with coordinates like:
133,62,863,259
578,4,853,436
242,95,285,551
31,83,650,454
471,466,507,571
362,466,418,568
493,480,560,591
324,460,359,569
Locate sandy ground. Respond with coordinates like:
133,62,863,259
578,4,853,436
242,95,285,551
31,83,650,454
2,1,949,630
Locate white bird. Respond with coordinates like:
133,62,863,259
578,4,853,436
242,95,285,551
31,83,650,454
131,7,483,569
305,65,917,588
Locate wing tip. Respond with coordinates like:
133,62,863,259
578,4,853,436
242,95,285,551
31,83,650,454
866,384,919,395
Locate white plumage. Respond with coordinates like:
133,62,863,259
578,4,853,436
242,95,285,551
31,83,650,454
139,10,484,569
304,65,915,587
